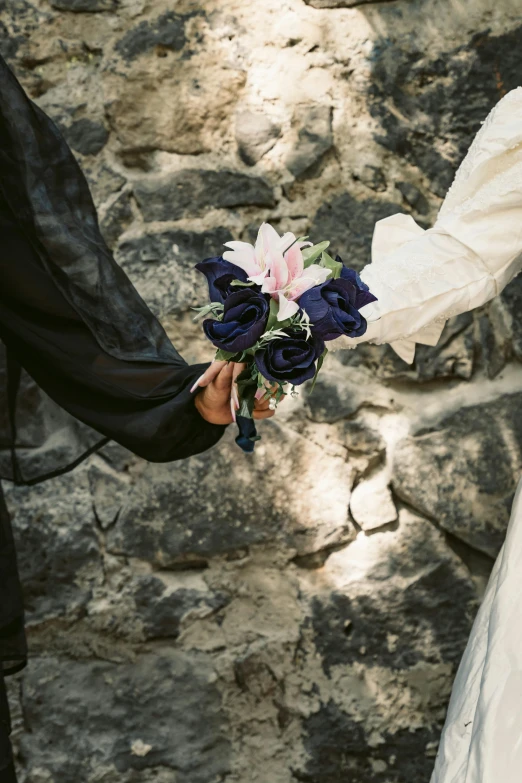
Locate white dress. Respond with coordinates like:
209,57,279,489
332,87,522,782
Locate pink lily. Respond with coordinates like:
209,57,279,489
223,223,330,321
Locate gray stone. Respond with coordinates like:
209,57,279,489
116,226,232,315
368,26,522,196
132,574,228,640
106,422,353,563
20,653,230,782
50,0,116,10
414,313,475,382
115,11,187,61
84,164,126,208
134,169,276,222
393,393,522,557
305,365,394,423
305,0,396,6
236,110,281,166
396,180,430,215
309,192,403,271
65,117,109,156
356,164,387,192
307,511,477,673
298,701,439,783
4,468,102,622
350,473,397,531
286,104,333,178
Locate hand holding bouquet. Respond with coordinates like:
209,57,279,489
194,223,376,451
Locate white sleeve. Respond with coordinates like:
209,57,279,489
331,87,522,364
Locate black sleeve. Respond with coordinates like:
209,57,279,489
0,206,226,463
0,53,226,468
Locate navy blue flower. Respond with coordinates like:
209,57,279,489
255,328,324,386
338,257,377,310
298,261,377,341
196,256,249,304
203,289,270,353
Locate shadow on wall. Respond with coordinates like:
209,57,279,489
312,16,522,270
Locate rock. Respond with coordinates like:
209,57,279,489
298,701,439,783
50,0,116,10
309,193,403,271
88,461,130,530
115,11,187,61
286,104,333,178
350,473,397,531
306,510,477,673
368,27,522,196
355,164,387,192
393,393,522,557
305,364,394,423
103,55,245,156
236,110,281,165
414,313,475,382
305,0,396,6
132,574,229,640
295,510,477,781
115,226,233,315
20,653,231,782
396,181,430,215
4,467,102,622
134,170,276,222
84,164,126,208
64,117,109,156
106,422,353,563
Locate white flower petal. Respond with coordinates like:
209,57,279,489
277,293,300,321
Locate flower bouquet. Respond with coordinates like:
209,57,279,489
194,223,377,452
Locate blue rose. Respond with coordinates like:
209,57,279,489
203,289,270,353
298,262,377,341
255,328,325,386
195,256,249,304
338,257,377,310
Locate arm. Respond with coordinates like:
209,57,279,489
331,88,522,363
0,206,228,462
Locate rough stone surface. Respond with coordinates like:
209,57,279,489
134,170,276,222
393,393,522,558
236,110,282,166
285,104,333,178
20,653,230,782
2,2,522,781
350,472,397,531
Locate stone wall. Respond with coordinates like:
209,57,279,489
2,0,522,780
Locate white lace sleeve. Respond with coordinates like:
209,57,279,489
331,87,522,364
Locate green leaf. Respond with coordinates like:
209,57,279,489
215,349,238,361
302,241,330,268
266,298,279,331
236,373,258,419
309,347,328,394
320,251,343,280
230,280,255,287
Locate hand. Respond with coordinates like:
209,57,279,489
192,362,278,426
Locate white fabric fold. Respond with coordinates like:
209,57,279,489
331,87,522,364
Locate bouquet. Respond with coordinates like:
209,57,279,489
194,223,377,452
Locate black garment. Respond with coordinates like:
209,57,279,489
0,53,226,778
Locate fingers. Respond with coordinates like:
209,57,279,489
213,361,235,391
191,361,226,392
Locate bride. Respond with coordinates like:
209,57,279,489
332,86,522,781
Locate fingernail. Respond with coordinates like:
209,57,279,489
190,374,204,393
232,385,240,409
230,398,237,423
